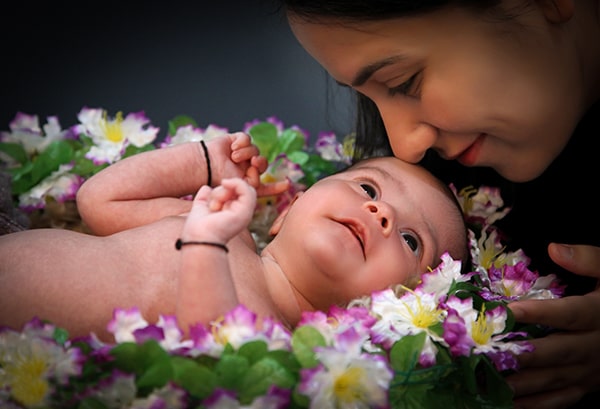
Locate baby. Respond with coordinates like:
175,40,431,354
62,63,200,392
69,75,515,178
0,133,467,340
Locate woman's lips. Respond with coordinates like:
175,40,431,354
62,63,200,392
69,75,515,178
457,134,485,166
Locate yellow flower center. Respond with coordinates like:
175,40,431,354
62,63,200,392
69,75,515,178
101,111,125,143
458,186,478,215
402,287,444,329
333,367,366,403
210,317,229,345
471,308,494,345
342,135,356,158
5,356,50,407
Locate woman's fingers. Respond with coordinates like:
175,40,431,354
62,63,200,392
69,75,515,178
548,243,600,278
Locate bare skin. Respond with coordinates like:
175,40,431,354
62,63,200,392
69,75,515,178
0,136,467,342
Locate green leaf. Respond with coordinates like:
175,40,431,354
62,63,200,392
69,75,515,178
9,140,75,195
110,340,169,376
238,356,295,404
389,333,426,373
248,122,278,159
71,155,107,178
52,327,70,345
275,128,306,157
287,150,310,166
0,142,28,164
167,115,199,136
291,326,327,368
122,143,155,158
76,397,111,409
171,356,217,399
388,382,435,409
136,356,174,392
238,340,268,365
299,154,340,187
215,354,250,389
265,349,301,374
469,357,514,408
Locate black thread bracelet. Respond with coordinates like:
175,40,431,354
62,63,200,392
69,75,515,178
175,239,229,253
200,139,212,187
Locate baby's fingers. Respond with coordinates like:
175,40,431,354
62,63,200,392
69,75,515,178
207,184,237,212
194,185,213,203
231,145,260,164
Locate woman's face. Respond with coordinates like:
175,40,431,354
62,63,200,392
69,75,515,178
289,4,583,182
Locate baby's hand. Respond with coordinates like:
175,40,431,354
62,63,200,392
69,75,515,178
207,132,290,197
182,178,257,243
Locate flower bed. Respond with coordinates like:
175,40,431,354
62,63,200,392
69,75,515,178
0,109,564,408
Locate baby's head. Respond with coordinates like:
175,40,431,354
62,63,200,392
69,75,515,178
266,156,468,311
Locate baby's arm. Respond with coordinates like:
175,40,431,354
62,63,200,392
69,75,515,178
176,178,256,334
77,132,288,236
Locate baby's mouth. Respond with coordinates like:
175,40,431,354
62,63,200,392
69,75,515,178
342,221,365,259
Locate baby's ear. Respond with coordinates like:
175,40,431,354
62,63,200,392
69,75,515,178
268,192,303,236
538,0,574,23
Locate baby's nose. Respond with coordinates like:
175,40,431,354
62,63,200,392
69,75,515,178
364,201,395,237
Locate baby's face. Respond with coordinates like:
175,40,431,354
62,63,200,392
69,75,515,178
269,156,466,311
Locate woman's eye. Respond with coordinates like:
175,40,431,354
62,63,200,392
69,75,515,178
402,232,420,254
360,183,377,199
388,72,421,98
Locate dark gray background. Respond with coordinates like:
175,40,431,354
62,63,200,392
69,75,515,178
0,1,354,143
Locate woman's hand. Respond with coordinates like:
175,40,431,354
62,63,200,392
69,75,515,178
208,132,289,197
507,244,600,408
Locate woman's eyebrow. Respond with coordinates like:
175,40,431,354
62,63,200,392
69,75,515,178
351,56,407,87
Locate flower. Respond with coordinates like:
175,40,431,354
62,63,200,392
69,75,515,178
0,319,84,408
298,327,392,409
75,107,159,165
0,109,564,408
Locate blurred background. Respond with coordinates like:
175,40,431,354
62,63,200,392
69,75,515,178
0,1,354,142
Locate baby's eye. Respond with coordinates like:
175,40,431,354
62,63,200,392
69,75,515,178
360,183,377,199
402,232,420,254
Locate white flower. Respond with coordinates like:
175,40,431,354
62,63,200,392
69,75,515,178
416,252,466,300
163,123,229,146
156,315,193,351
0,113,67,156
369,289,447,366
299,328,392,409
131,383,187,409
445,297,528,356
454,185,511,226
107,307,149,343
0,329,82,407
18,164,84,210
76,107,159,164
88,372,137,408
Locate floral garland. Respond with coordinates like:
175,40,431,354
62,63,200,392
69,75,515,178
0,109,564,409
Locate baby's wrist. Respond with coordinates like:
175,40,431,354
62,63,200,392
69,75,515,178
199,140,212,187
174,239,229,253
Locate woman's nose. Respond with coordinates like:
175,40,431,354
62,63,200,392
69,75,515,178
363,201,395,237
377,101,438,163
386,122,438,163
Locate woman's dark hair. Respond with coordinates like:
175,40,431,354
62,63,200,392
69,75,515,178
274,1,500,23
